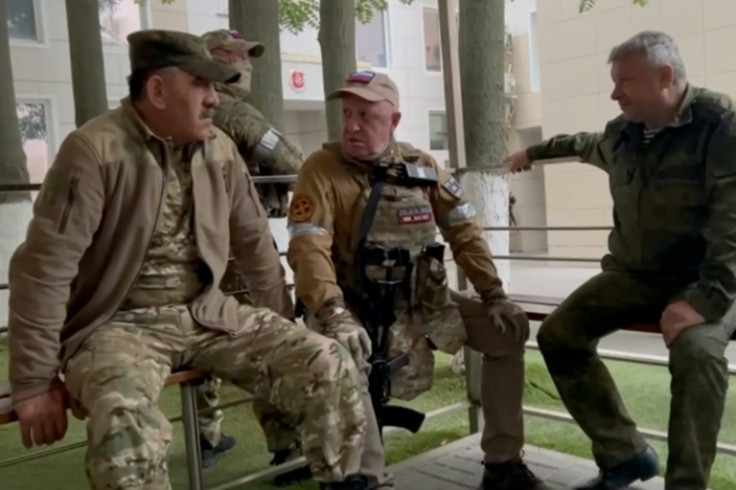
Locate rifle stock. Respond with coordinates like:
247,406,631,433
381,405,425,434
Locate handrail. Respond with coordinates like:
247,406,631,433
0,156,583,195
0,175,300,193
522,406,736,458
492,255,599,263
483,226,612,231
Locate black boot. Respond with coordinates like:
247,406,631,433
319,474,368,490
200,434,236,469
574,446,659,490
482,459,550,490
270,445,313,486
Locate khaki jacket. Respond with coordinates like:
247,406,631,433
286,141,502,315
9,99,292,403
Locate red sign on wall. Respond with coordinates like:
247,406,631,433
290,69,305,92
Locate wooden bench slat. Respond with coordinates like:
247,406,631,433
0,370,204,426
508,293,736,340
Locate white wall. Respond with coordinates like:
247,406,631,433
9,0,149,160
535,0,720,258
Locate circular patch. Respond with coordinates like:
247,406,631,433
289,195,315,222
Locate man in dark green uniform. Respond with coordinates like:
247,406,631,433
506,30,736,490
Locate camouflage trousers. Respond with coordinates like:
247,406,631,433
63,304,366,490
538,270,736,490
195,377,298,453
235,291,529,490
200,264,303,454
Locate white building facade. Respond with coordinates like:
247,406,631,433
2,0,546,328
5,0,544,247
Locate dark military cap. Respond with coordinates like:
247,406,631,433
127,29,240,84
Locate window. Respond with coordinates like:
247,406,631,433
7,0,39,41
356,11,389,68
16,100,51,185
99,0,142,46
528,11,540,92
428,111,448,151
422,8,441,72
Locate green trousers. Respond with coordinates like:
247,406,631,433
537,271,736,490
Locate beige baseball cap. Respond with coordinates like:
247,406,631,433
327,71,400,110
201,29,264,57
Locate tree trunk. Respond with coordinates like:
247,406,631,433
230,0,285,132
458,0,510,287
66,0,108,127
0,0,33,330
450,0,509,374
318,0,356,141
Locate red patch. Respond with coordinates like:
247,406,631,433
397,207,433,225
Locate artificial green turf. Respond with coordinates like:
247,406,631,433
1,339,734,489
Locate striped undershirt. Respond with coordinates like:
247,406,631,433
642,128,661,144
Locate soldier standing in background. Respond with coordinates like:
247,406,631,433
192,29,305,469
204,29,302,217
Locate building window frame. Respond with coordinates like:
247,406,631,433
528,10,540,93
15,95,58,185
8,0,48,48
99,0,144,52
421,6,442,75
356,8,392,68
138,0,152,29
427,109,449,151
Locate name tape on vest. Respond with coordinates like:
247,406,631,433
397,206,433,225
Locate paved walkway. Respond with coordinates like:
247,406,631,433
390,433,665,490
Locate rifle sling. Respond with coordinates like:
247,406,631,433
358,179,386,246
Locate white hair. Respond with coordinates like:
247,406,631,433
608,30,686,84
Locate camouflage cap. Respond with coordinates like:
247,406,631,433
127,29,240,84
202,29,265,57
327,71,400,110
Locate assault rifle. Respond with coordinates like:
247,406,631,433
353,245,426,437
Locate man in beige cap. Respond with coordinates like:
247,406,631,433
287,70,548,490
202,29,302,217
7,29,368,490
187,27,306,471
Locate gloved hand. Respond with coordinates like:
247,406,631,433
320,309,372,373
484,291,530,342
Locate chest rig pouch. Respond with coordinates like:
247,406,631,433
347,158,459,402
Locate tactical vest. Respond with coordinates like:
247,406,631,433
340,148,464,401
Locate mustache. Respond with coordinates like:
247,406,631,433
200,108,215,119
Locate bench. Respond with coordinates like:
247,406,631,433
508,293,736,339
1,369,208,490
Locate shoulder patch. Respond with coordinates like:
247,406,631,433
442,175,464,199
289,195,315,222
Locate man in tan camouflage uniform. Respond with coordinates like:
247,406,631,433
186,28,306,469
204,28,302,217
287,71,548,490
8,29,368,490
506,31,736,490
